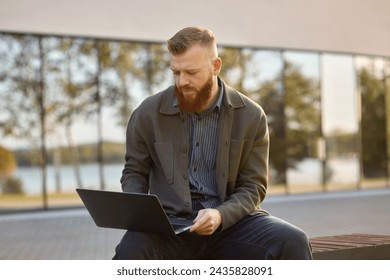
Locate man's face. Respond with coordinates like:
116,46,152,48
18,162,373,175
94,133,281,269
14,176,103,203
170,44,217,113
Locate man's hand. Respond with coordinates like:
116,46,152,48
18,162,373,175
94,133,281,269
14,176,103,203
190,208,222,235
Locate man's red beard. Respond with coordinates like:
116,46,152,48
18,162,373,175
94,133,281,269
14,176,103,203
176,75,213,113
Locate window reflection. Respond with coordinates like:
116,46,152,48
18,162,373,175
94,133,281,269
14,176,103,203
1,32,390,211
255,51,285,192
356,57,389,188
386,59,390,186
321,54,359,191
283,52,322,193
219,48,286,193
0,34,173,209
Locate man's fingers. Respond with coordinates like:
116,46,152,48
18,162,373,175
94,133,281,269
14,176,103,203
195,221,217,235
190,210,207,232
190,209,222,235
192,209,206,223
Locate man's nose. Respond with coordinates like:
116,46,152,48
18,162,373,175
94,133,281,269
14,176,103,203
177,74,189,87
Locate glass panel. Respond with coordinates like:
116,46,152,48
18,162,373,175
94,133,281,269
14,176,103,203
0,34,172,211
0,34,48,210
46,37,103,207
2,31,389,211
97,41,171,192
385,59,390,188
355,56,388,189
284,52,322,193
321,54,359,191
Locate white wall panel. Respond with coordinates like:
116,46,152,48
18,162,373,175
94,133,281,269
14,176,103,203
0,0,389,56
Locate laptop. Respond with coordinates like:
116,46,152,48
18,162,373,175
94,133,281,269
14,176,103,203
76,188,193,236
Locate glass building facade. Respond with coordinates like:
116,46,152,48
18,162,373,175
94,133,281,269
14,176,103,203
0,33,389,210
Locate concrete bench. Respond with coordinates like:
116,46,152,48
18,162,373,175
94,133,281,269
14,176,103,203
311,234,390,260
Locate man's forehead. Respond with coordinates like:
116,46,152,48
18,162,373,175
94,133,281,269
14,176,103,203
170,55,204,71
170,46,211,68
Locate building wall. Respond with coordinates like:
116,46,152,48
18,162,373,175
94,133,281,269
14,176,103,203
1,0,390,57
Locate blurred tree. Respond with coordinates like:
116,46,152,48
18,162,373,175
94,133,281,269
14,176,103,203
283,60,321,166
95,40,107,190
359,68,387,178
219,47,288,184
54,37,98,190
218,47,250,93
0,145,17,178
104,41,141,128
219,48,321,185
142,43,170,96
0,34,50,208
259,81,287,184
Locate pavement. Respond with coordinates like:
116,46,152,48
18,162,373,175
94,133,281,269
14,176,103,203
0,187,389,260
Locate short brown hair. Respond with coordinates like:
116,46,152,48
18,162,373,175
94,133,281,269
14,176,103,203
167,27,216,55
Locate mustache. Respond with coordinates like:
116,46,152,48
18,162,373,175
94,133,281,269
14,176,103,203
177,85,196,91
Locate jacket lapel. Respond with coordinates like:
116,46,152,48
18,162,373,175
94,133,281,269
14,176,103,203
159,85,181,115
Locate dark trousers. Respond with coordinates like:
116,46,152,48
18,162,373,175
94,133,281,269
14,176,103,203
113,213,313,260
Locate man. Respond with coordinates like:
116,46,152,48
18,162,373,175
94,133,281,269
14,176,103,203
113,27,312,259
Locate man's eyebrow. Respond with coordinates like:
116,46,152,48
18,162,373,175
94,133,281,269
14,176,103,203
169,67,199,72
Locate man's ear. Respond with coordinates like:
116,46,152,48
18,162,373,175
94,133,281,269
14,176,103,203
213,57,222,75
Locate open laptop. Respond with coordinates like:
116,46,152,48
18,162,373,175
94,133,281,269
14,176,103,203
76,188,193,237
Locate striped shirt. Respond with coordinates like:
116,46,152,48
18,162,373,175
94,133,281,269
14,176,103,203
184,82,224,216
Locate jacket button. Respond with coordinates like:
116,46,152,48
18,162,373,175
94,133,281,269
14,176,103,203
184,201,190,207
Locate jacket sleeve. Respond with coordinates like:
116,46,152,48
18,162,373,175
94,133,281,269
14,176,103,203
120,109,150,194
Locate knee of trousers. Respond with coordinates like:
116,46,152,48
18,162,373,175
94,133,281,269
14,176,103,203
278,226,313,259
263,220,311,249
114,231,164,260
287,227,311,247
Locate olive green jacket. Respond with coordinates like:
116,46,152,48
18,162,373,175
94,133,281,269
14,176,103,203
121,79,269,231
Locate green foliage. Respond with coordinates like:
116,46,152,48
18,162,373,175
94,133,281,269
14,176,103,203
284,61,321,158
359,68,387,177
219,49,322,183
1,176,24,194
